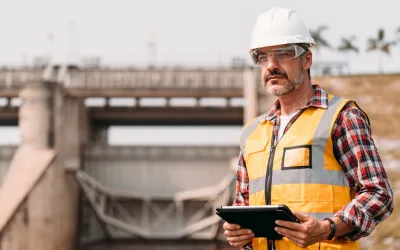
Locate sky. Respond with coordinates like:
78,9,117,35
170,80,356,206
1,0,400,145
0,0,399,72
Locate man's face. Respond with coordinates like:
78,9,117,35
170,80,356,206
255,44,310,97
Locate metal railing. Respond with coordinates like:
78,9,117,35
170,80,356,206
67,70,244,89
0,69,43,89
0,69,247,90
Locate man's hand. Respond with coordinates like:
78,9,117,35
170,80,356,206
274,211,331,248
223,222,254,247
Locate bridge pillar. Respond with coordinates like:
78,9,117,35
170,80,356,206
0,81,84,250
243,68,258,123
91,125,108,144
5,97,11,108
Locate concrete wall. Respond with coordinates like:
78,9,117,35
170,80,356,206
84,145,237,196
0,146,16,185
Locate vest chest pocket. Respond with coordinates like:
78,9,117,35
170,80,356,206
281,145,312,170
244,139,269,180
280,145,334,203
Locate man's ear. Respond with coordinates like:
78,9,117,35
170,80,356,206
303,51,312,71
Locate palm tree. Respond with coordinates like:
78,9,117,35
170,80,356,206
367,28,397,73
309,25,331,52
337,36,359,53
337,36,359,74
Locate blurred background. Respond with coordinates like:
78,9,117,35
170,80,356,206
0,0,399,249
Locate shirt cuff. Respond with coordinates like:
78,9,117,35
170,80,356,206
334,212,373,241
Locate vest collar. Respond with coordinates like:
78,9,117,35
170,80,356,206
260,84,329,122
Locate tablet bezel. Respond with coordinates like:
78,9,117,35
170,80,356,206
216,204,300,239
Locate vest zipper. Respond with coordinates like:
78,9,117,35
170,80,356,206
265,132,276,205
266,108,305,205
265,110,305,250
265,130,276,250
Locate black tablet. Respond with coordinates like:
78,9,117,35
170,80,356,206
216,204,300,240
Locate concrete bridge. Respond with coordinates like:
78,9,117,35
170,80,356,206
0,67,264,250
0,68,263,127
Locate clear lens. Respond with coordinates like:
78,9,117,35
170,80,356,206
250,44,305,66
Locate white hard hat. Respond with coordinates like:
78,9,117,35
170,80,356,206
250,7,315,51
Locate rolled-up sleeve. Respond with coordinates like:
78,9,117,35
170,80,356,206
233,151,250,206
232,151,253,250
332,104,394,240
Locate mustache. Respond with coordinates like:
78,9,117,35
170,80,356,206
264,69,287,82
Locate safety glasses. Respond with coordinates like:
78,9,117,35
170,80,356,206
250,44,306,66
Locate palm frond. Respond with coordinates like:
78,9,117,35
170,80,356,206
380,44,390,54
378,28,385,41
380,41,396,55
337,37,359,53
310,25,331,50
318,38,331,48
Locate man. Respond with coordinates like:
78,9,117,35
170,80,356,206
223,7,394,250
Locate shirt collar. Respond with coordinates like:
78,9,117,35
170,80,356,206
259,84,329,122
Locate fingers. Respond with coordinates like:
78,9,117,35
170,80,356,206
223,222,240,230
227,232,255,243
223,222,254,247
293,211,311,222
225,228,253,237
275,226,305,240
275,220,303,231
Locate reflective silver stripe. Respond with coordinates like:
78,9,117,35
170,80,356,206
311,96,349,187
250,168,349,195
312,96,341,170
304,212,334,221
240,115,264,151
270,169,349,186
249,175,266,195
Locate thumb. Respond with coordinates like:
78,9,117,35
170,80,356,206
293,211,311,222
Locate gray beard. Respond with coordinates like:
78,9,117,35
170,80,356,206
267,68,305,97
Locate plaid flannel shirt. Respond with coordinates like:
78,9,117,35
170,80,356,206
234,84,394,249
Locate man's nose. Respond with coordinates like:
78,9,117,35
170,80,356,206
265,56,280,72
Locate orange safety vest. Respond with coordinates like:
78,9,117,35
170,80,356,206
240,95,361,250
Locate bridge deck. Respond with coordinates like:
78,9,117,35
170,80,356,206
0,106,243,126
0,68,249,98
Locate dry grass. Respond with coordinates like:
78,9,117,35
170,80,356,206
315,74,400,138
316,74,400,250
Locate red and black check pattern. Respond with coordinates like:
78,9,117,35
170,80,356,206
233,85,394,244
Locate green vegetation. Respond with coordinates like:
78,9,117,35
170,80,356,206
309,26,399,74
309,25,331,51
337,36,359,53
366,28,398,73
